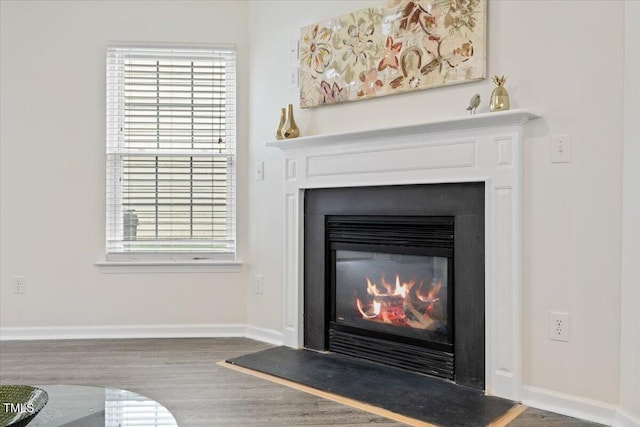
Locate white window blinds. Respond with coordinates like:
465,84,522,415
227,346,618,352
106,45,236,260
105,387,177,425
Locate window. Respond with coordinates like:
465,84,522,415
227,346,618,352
106,45,236,261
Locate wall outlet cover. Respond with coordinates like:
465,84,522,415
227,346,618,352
549,311,570,342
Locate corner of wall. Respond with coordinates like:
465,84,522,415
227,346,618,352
619,0,640,423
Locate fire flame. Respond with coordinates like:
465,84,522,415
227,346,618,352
355,275,443,330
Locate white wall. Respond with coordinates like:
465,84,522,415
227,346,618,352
247,0,625,407
0,1,250,332
0,0,633,419
619,1,640,422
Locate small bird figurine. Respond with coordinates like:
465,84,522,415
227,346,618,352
467,93,480,115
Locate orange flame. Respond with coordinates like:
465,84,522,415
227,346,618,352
355,275,443,329
417,280,442,303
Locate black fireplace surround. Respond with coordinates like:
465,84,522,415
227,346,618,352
304,183,485,390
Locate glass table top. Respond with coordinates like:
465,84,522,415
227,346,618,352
28,385,178,427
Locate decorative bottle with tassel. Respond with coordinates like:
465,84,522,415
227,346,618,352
275,107,286,140
489,75,510,112
282,104,299,139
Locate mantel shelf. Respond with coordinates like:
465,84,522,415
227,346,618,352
265,109,540,150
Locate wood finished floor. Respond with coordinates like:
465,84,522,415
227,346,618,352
0,338,602,426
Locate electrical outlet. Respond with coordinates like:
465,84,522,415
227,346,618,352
12,276,25,294
255,274,264,294
549,311,570,342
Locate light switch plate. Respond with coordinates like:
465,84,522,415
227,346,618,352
255,161,264,181
289,40,299,62
551,134,571,163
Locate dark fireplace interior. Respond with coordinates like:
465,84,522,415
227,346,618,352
304,183,485,389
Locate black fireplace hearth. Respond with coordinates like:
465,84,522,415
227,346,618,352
304,183,485,389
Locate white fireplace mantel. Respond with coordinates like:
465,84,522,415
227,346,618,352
266,109,540,401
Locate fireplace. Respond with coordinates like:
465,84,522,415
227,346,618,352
304,183,484,388
266,110,540,400
330,217,454,373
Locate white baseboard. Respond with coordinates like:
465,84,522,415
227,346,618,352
614,408,640,427
245,326,284,346
522,385,619,426
0,324,247,341
0,324,284,346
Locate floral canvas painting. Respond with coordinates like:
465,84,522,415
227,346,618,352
299,0,486,108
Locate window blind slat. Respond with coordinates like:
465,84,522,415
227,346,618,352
106,45,236,258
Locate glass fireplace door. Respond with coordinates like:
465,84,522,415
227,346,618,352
334,249,452,346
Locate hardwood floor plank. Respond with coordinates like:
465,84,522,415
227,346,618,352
0,338,403,426
218,361,438,427
507,408,604,427
0,338,603,427
487,404,527,427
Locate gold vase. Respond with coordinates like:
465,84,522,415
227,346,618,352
275,107,286,140
282,104,299,139
489,75,510,112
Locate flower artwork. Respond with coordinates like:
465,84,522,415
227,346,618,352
299,0,487,108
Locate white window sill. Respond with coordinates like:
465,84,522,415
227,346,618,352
95,259,243,274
